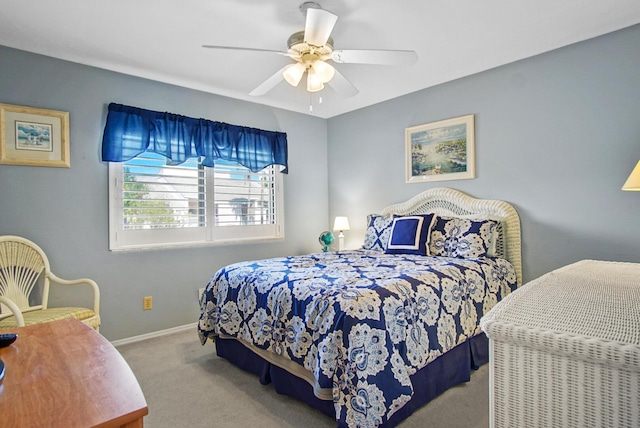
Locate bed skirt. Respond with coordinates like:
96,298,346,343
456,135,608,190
214,333,489,427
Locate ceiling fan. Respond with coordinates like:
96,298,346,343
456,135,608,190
202,2,418,98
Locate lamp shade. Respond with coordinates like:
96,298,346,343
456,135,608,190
283,63,305,87
311,60,335,83
333,216,350,231
306,70,324,92
622,160,640,191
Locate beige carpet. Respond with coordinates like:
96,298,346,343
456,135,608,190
116,328,489,428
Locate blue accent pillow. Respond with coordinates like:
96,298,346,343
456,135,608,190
385,214,435,256
429,216,498,258
363,214,394,251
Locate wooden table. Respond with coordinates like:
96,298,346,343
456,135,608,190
0,318,148,427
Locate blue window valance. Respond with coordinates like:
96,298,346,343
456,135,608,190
102,103,288,173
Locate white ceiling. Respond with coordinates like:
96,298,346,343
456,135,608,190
1,0,639,119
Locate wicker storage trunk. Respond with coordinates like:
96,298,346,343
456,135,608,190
480,260,640,428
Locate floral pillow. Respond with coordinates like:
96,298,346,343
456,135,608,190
362,214,394,251
429,216,498,259
384,214,435,256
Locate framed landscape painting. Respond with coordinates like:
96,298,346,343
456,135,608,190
405,114,475,183
0,103,70,167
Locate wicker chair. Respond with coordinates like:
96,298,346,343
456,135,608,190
0,235,100,332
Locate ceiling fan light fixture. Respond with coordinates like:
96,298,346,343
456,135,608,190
283,63,306,87
307,70,324,92
311,60,335,83
203,3,417,101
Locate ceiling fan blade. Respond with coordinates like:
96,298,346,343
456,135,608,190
331,49,418,65
326,68,358,98
304,8,338,47
202,45,296,59
249,66,288,96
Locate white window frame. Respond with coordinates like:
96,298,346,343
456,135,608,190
108,159,284,251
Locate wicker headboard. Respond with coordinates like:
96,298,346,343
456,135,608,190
381,187,522,286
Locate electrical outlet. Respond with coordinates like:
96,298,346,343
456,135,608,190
143,296,153,310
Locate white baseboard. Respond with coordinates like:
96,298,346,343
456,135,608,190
111,322,198,347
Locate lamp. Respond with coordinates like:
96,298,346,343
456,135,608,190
283,63,306,87
333,216,350,251
311,60,335,83
622,160,640,191
282,58,335,93
306,69,324,92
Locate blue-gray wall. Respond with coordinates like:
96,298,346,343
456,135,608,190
2,24,639,340
0,46,329,340
327,24,640,283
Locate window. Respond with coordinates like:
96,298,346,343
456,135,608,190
108,153,284,250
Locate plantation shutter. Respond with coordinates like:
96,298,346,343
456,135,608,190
122,153,205,230
213,160,277,227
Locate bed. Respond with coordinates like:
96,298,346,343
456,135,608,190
198,187,522,427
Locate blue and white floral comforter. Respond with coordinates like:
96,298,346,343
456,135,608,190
198,250,517,427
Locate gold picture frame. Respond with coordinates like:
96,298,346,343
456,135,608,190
0,103,70,167
405,114,475,183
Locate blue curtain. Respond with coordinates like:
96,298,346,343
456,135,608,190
102,103,288,173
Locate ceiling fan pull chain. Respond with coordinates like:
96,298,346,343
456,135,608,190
309,92,323,113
